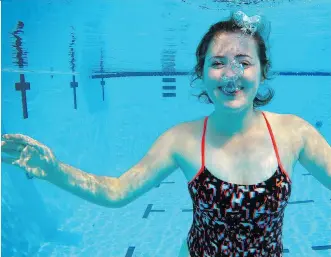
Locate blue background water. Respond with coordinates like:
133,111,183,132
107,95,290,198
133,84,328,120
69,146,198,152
1,0,331,256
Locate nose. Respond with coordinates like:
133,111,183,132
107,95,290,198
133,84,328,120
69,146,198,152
220,61,244,82
223,65,237,78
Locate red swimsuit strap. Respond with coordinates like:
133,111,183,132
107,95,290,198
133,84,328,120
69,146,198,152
201,116,208,167
200,113,291,183
261,112,291,182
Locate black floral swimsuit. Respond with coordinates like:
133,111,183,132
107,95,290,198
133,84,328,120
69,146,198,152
187,112,292,257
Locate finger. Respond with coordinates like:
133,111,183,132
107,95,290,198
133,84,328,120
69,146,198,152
1,148,21,158
2,137,45,158
3,134,47,156
2,156,35,178
28,166,47,178
2,134,39,147
21,145,31,159
2,138,30,151
2,147,32,170
2,156,18,165
18,145,43,168
1,140,26,154
15,145,32,167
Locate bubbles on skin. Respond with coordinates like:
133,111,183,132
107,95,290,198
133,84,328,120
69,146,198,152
218,11,265,94
219,60,244,94
220,60,244,83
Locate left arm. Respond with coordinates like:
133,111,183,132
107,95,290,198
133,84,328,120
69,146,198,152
293,115,331,190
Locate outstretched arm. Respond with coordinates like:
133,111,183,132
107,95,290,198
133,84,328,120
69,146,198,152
115,125,179,207
1,125,180,208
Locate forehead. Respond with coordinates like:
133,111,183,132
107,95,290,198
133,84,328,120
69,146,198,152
207,32,258,58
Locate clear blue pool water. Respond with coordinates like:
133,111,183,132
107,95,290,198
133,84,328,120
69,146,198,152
1,0,331,256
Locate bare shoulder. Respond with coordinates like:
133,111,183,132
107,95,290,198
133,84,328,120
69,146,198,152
261,111,312,165
171,116,206,135
166,117,206,152
262,111,308,129
262,111,311,148
271,111,327,144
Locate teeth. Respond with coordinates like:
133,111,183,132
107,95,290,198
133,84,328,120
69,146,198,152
219,87,242,95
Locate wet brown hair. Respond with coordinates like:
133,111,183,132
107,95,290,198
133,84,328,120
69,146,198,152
190,17,274,108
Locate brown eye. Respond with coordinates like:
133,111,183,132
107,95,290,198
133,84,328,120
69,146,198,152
241,62,251,68
212,62,225,67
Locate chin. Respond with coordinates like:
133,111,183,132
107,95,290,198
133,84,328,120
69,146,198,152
218,101,250,112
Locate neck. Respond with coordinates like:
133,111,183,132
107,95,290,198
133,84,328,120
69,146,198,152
209,106,260,136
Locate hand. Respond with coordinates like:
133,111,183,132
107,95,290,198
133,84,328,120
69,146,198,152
1,134,58,179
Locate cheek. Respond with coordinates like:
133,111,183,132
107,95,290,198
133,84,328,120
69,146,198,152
244,67,261,84
207,68,221,80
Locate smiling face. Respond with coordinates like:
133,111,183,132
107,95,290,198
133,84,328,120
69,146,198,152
202,32,263,112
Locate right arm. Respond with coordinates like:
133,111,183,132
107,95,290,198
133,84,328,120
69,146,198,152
2,125,180,208
115,125,179,207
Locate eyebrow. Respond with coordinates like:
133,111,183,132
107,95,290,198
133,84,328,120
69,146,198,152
209,54,252,60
